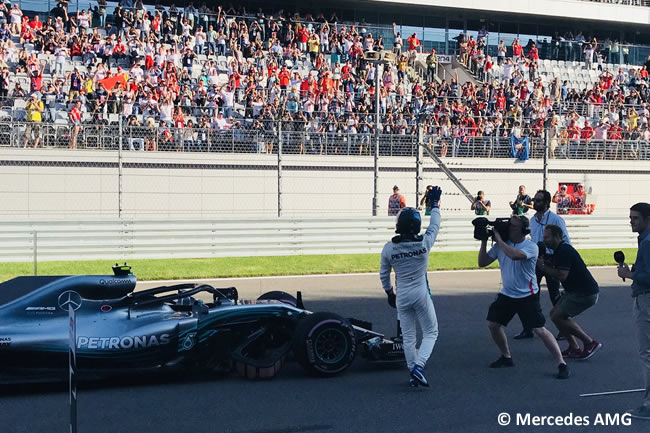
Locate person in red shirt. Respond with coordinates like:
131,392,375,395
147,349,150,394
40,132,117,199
580,122,594,152
229,69,240,89
581,123,594,157
68,101,82,149
600,71,613,90
512,38,523,60
28,15,42,30
29,61,44,92
19,24,34,44
496,91,506,111
567,122,580,159
407,33,420,52
519,83,529,101
341,61,352,81
607,120,623,159
278,67,290,90
152,14,161,36
485,55,493,80
173,106,185,129
640,66,649,80
112,38,126,66
299,76,311,98
528,43,539,61
298,27,309,52
319,71,333,95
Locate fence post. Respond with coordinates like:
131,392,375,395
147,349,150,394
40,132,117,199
118,118,123,218
277,120,283,217
33,231,37,276
372,64,380,216
543,127,549,191
416,126,423,208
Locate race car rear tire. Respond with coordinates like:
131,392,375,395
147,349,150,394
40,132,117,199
257,291,297,307
293,312,357,376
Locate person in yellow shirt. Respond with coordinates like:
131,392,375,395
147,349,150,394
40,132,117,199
25,94,44,148
397,54,407,83
307,31,320,63
84,75,94,95
628,107,639,130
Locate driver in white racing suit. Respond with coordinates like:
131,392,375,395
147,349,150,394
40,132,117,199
380,186,442,387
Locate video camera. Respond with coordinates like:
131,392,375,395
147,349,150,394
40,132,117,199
472,217,511,242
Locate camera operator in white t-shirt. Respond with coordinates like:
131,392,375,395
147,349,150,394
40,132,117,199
478,215,569,379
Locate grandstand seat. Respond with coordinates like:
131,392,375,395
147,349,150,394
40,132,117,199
0,123,11,147
54,125,70,147
42,125,57,148
83,128,100,149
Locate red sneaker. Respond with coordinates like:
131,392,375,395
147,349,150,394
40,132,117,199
561,347,583,359
579,340,602,360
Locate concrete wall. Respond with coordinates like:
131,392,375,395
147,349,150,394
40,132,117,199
1,148,648,218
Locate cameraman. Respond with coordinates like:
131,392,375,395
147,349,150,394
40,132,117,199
471,190,491,215
538,224,601,360
478,215,569,379
380,186,442,387
515,189,571,341
509,185,533,215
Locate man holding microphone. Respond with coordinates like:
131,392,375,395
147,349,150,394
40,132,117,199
617,202,650,420
380,186,442,387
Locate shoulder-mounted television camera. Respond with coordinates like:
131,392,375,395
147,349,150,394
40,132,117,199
472,217,511,242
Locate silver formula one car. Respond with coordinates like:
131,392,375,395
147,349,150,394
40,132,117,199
0,265,404,382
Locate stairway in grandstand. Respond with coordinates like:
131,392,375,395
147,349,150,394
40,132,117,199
415,53,478,86
420,144,475,204
408,54,442,86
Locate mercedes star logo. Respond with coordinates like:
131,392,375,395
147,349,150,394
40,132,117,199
58,291,82,311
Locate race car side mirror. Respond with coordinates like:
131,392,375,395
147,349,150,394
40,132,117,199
113,263,132,277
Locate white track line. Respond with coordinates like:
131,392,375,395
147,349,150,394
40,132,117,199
142,266,619,284
579,389,645,397
141,268,502,284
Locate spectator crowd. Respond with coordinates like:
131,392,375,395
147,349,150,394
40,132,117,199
0,0,648,159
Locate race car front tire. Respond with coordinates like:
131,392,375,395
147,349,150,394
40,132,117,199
293,312,357,376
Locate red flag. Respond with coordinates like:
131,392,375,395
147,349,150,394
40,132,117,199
99,73,128,91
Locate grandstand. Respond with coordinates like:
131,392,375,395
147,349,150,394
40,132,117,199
0,0,645,160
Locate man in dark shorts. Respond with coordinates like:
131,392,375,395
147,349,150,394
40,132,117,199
478,215,569,379
538,224,601,360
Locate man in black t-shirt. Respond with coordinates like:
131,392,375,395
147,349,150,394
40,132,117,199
537,224,602,361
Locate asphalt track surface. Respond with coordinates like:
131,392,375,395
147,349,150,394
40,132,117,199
1,267,648,433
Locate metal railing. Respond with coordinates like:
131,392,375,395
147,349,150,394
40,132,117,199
0,215,636,266
4,120,650,161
